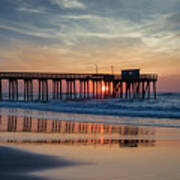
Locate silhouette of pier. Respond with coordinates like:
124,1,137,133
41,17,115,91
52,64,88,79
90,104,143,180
0,70,158,102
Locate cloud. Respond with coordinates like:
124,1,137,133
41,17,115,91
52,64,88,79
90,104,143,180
167,13,180,24
136,13,180,54
0,24,53,39
49,0,86,9
16,7,45,14
60,14,100,20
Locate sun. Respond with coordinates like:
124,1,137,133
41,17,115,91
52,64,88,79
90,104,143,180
102,86,108,92
102,86,106,92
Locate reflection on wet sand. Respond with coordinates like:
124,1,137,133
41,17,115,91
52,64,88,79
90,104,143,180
0,115,154,135
0,115,155,148
4,139,155,148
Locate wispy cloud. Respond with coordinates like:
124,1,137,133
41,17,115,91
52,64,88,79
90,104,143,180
0,24,53,38
16,7,45,14
49,0,86,9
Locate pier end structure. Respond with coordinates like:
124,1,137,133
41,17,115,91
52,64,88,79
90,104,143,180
113,69,157,99
0,70,158,102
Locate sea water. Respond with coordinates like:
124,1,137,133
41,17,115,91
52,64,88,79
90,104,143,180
0,92,180,127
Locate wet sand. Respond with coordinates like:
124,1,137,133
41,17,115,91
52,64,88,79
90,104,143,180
1,112,180,180
1,138,180,180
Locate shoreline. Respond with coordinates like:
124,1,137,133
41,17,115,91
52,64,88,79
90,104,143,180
0,103,180,129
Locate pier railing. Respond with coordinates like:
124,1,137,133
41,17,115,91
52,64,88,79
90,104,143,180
0,72,158,81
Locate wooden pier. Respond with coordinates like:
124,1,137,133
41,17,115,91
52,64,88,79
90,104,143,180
0,70,158,102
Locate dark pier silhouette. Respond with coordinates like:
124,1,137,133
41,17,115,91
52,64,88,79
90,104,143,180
0,69,158,102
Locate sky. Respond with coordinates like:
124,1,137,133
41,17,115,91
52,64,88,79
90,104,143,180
0,0,180,91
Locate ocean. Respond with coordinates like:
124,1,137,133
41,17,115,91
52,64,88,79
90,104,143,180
0,92,180,128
